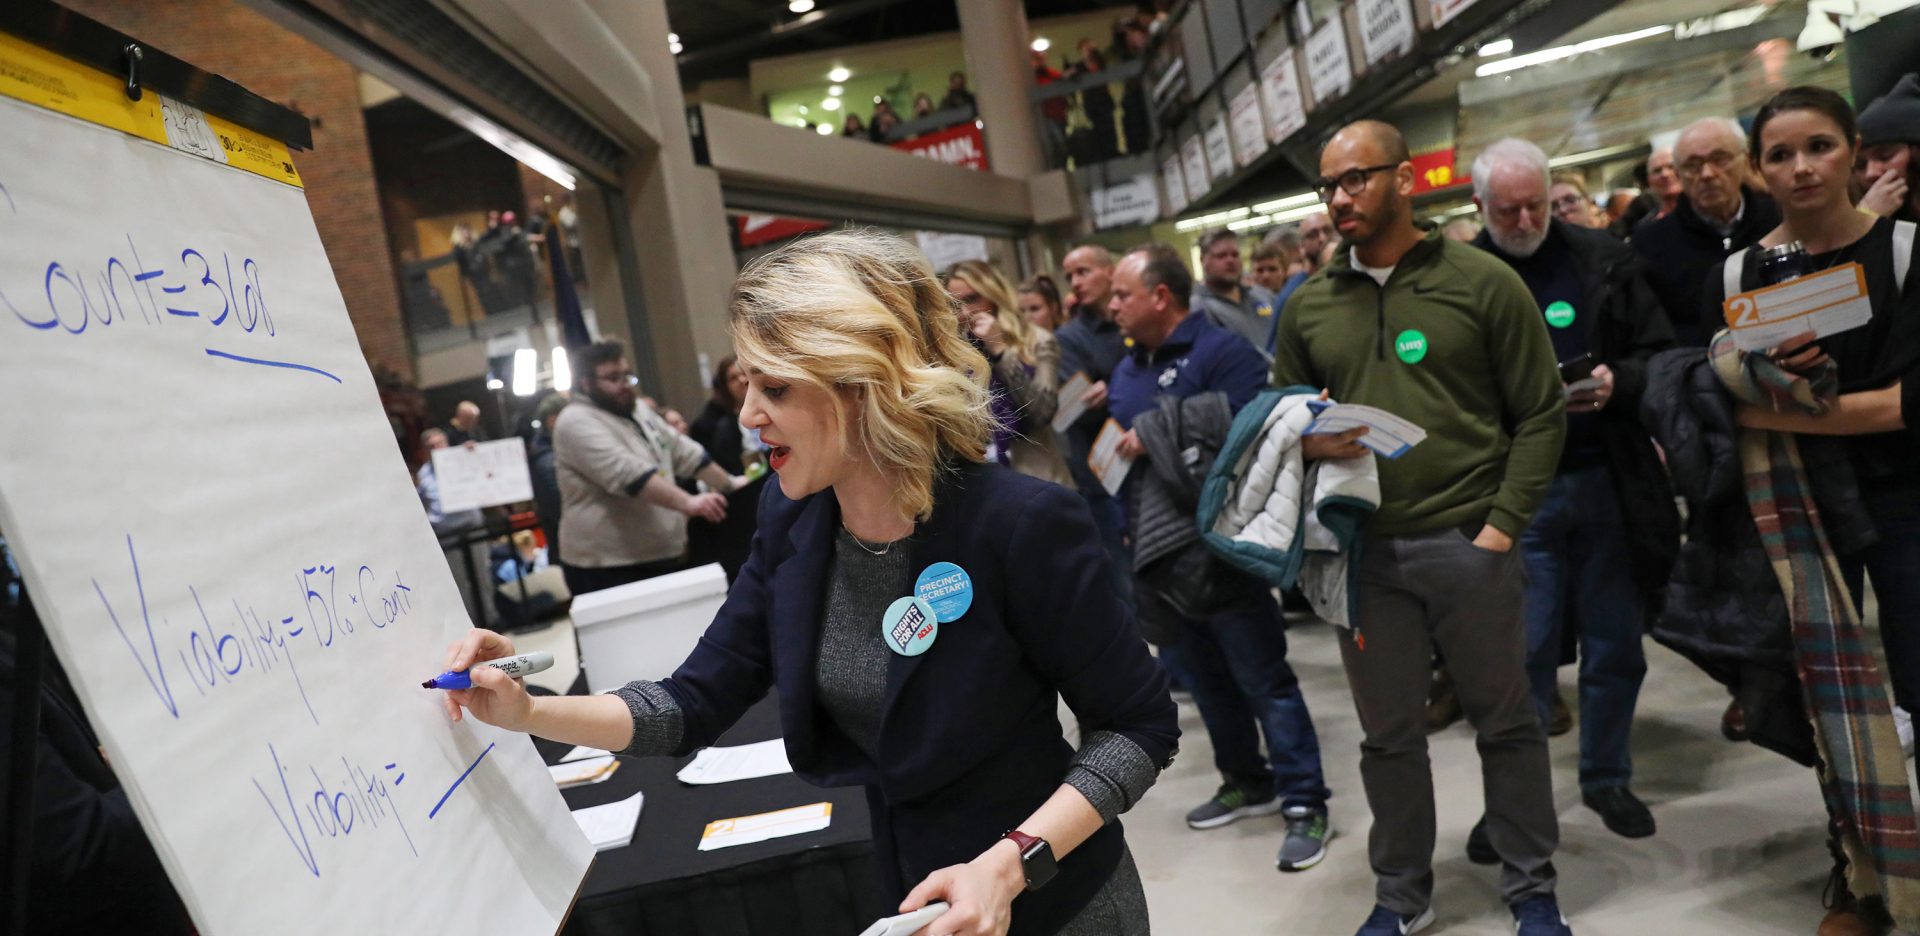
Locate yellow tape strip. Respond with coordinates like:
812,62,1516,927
0,31,303,188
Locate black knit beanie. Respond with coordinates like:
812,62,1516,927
1859,73,1920,148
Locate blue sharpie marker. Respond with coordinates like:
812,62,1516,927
422,651,555,690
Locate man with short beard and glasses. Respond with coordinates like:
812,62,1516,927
1467,138,1679,853
1272,120,1572,936
1631,118,1782,346
553,341,747,595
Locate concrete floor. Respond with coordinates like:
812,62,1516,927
1132,617,1842,935
514,612,1858,935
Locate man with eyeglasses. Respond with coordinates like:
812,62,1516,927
554,340,746,595
1630,117,1782,347
1272,120,1572,936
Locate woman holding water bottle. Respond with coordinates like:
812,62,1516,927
439,230,1176,936
1705,85,1920,695
1703,85,1920,936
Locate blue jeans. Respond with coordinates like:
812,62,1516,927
1521,465,1646,792
1840,483,1920,713
1156,591,1330,810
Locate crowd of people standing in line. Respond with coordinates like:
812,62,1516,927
421,71,1920,936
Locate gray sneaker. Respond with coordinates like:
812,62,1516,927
1277,804,1332,871
1185,781,1283,829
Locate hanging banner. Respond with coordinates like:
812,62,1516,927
1431,0,1481,27
1204,116,1235,182
1181,135,1211,202
1305,18,1354,104
1410,147,1468,194
1356,0,1418,66
1161,154,1190,217
891,121,989,172
1091,174,1162,230
1228,83,1268,167
1259,50,1309,144
914,231,990,271
737,214,829,248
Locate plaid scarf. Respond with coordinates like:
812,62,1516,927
1711,332,1920,927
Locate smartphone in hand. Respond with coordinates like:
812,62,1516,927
1557,353,1597,384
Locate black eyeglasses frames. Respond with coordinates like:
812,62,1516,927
1312,163,1400,201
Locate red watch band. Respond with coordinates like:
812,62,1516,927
1003,830,1043,854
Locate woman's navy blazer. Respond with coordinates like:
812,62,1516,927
656,460,1179,933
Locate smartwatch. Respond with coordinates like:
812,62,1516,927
1001,830,1058,891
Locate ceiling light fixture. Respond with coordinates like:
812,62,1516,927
816,123,834,135
828,85,844,96
789,0,815,12
1032,37,1051,52
1478,38,1514,57
828,66,851,82
821,97,841,111
1474,24,1671,77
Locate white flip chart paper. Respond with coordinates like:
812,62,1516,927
0,95,591,934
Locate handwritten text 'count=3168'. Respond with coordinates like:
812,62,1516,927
95,534,415,727
1,221,341,382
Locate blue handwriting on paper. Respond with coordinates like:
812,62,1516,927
1,232,340,382
252,741,419,879
95,534,413,725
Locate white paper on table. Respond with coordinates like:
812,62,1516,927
1722,261,1875,352
1304,403,1428,459
1051,371,1093,433
570,791,644,852
560,745,612,763
549,755,619,788
697,801,833,852
1088,419,1136,496
431,437,533,512
676,738,794,785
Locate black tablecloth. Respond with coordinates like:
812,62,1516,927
544,688,888,936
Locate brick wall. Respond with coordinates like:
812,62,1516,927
61,0,414,378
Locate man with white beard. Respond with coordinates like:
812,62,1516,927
1464,138,1679,852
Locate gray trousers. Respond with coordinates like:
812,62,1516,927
1338,526,1559,915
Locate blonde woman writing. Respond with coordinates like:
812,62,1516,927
439,231,1177,936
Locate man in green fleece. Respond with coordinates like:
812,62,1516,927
1273,120,1570,936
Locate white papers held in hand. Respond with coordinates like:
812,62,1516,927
1304,400,1427,460
1088,418,1135,496
570,791,644,852
1722,261,1873,352
676,738,794,785
1052,371,1093,433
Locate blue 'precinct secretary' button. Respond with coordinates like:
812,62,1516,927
914,561,974,622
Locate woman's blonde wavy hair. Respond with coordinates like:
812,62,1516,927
947,259,1042,368
729,229,996,521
